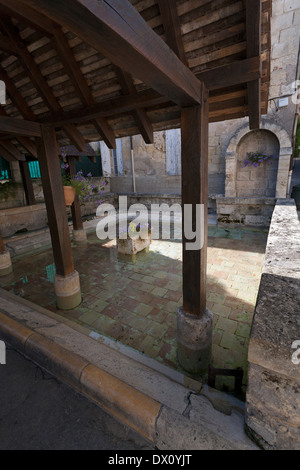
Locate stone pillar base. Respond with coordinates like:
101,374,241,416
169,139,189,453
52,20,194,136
177,307,212,375
54,270,82,310
0,250,13,276
72,228,87,243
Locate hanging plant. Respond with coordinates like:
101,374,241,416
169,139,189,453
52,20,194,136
243,152,276,168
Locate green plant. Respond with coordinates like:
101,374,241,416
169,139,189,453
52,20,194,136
243,152,276,168
0,180,22,201
61,163,107,203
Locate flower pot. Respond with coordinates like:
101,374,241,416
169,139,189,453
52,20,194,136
63,186,76,206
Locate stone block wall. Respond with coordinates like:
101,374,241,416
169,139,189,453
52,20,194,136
216,197,276,226
245,199,300,449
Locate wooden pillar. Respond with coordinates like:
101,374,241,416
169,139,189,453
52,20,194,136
66,156,86,242
177,85,212,375
37,125,81,309
19,160,36,206
0,231,5,254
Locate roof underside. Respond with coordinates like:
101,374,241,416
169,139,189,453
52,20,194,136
0,0,271,158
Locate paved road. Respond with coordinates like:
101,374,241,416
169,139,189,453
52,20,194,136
0,346,154,450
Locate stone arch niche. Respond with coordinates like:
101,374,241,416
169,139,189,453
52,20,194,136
236,129,280,198
216,120,293,226
225,120,292,199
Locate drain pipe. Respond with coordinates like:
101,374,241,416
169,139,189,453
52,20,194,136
130,136,136,193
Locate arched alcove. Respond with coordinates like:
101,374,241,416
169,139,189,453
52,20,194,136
236,129,280,197
224,119,293,199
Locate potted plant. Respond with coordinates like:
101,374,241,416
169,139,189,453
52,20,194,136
61,163,107,206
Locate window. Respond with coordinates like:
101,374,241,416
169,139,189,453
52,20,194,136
0,157,11,180
28,160,41,179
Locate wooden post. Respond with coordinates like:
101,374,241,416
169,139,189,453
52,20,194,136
37,125,81,309
177,85,212,375
0,231,6,254
19,160,36,206
66,155,87,242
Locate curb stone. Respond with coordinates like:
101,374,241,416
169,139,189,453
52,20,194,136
0,294,259,450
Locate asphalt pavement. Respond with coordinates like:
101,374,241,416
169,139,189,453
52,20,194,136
0,346,154,450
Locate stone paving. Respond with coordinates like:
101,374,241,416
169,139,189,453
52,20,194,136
0,225,268,393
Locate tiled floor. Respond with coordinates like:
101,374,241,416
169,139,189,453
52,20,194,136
0,225,268,393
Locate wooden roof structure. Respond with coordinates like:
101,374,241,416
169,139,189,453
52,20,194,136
0,0,271,161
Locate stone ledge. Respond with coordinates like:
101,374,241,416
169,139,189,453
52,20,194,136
245,199,300,450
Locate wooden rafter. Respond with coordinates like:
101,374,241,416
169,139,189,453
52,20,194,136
0,0,270,145
0,66,36,122
41,89,166,127
0,0,53,37
0,107,37,159
0,139,23,160
197,57,261,91
0,115,41,137
17,0,203,107
52,24,116,149
246,0,262,130
114,67,153,144
1,19,86,152
0,32,18,56
0,142,16,162
41,87,252,130
157,0,187,66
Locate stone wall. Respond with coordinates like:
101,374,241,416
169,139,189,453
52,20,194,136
0,191,115,239
245,199,300,450
216,197,276,226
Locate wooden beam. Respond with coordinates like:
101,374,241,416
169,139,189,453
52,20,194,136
0,230,5,253
41,89,166,126
52,24,116,149
0,142,16,161
246,0,262,129
16,136,37,159
0,106,38,158
196,57,261,91
0,140,23,160
114,67,153,144
0,0,53,37
40,56,261,128
0,116,41,137
17,0,203,107
0,33,19,55
181,86,209,317
0,66,36,122
157,0,187,65
2,20,86,152
37,125,75,276
19,160,36,206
